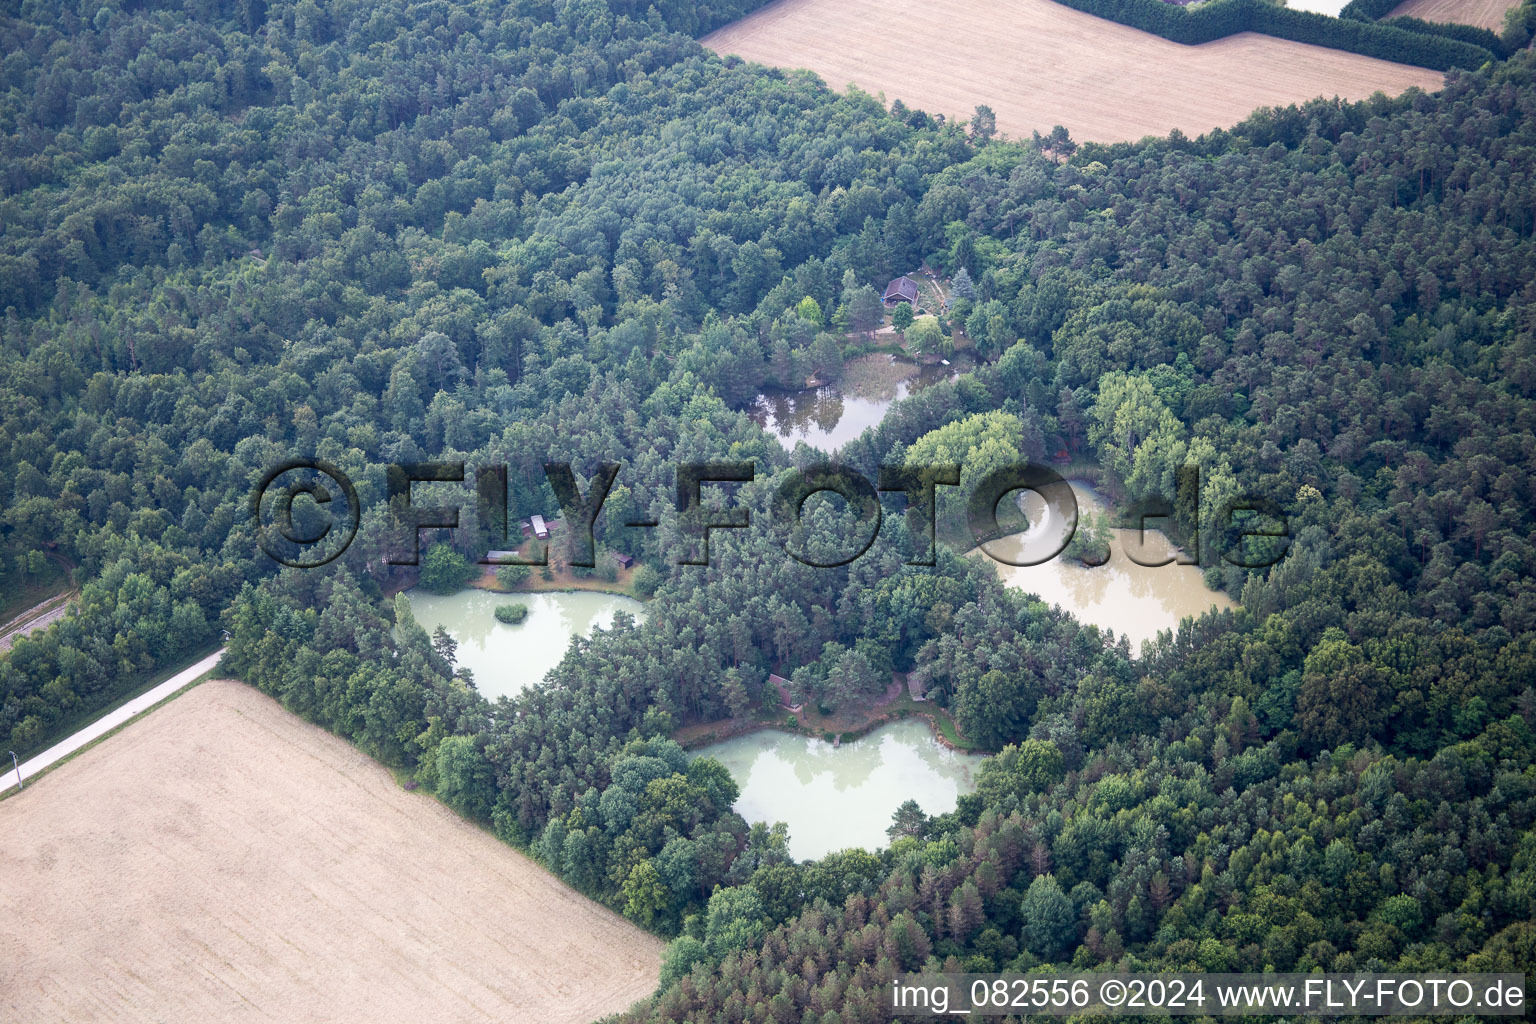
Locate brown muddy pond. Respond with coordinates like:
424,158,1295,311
980,480,1236,651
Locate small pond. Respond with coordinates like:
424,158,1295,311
694,718,983,861
981,480,1236,650
750,356,954,453
402,588,647,700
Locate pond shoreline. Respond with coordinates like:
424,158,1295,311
690,716,986,860
400,588,648,700
468,563,645,599
974,476,1235,651
674,700,984,755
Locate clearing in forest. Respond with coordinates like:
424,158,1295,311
1385,0,1518,31
702,0,1446,143
0,679,662,1024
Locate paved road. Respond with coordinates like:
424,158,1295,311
3,648,227,793
0,592,75,655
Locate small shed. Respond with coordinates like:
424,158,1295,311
611,552,635,569
530,514,549,539
883,276,919,306
768,673,802,713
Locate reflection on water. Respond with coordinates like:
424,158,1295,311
402,588,647,700
696,718,983,860
983,480,1236,651
751,361,952,453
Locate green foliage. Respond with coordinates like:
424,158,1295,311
494,603,529,624
632,565,663,598
887,799,931,842
1021,874,1076,960
495,564,532,589
906,410,1034,540
976,740,1066,805
796,296,824,326
1382,16,1509,58
891,301,915,332
1503,0,1536,48
1338,0,1402,19
843,284,887,337
955,669,1038,750
434,735,497,821
951,267,976,301
657,935,709,991
704,886,768,957
623,861,671,928
790,641,886,711
1062,509,1112,566
904,316,948,355
419,545,476,595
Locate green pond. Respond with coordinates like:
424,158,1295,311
402,588,647,700
695,719,984,861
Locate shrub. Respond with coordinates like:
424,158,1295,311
632,564,663,597
657,936,710,992
495,563,531,589
419,544,477,594
494,603,529,624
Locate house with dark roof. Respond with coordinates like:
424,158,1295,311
882,276,919,306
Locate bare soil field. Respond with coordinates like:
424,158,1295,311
702,0,1445,143
0,679,662,1024
1386,0,1518,30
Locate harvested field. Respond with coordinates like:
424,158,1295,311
0,679,662,1024
1385,0,1518,30
702,0,1445,143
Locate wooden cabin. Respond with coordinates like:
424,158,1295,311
768,673,803,713
882,276,919,306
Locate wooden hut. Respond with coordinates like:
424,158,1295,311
882,276,919,306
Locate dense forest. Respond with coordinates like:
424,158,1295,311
3,0,1535,1020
